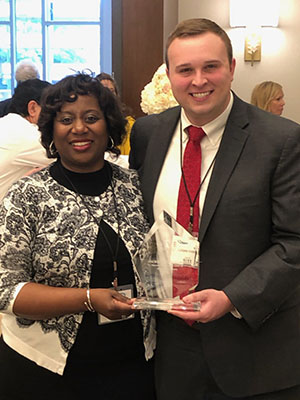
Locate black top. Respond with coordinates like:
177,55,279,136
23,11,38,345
50,161,145,375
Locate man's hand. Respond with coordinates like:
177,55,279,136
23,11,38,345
169,289,234,323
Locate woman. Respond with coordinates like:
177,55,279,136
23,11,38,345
97,72,135,155
251,81,285,116
0,73,156,400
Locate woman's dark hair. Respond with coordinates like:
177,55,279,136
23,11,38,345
9,79,50,117
38,73,127,158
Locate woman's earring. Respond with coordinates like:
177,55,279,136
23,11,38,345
106,136,115,150
49,140,57,156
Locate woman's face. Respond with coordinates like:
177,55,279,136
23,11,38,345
53,94,108,172
100,79,117,96
269,89,285,116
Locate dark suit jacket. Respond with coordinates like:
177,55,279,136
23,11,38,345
129,94,300,397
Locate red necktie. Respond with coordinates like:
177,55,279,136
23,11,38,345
174,126,205,325
176,125,205,235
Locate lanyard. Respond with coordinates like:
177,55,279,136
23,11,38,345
59,162,121,289
179,118,217,232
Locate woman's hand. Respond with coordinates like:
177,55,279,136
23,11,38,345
13,283,135,320
90,288,135,320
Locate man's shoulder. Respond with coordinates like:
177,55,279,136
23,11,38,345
0,113,40,138
0,113,24,136
134,106,181,129
249,104,300,135
231,94,300,133
0,112,25,125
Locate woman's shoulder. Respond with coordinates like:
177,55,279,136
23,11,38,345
4,165,57,202
17,165,53,185
111,162,138,180
110,163,143,192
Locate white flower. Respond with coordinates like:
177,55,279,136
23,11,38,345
140,63,178,114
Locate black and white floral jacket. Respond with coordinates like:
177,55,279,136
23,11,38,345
0,163,156,375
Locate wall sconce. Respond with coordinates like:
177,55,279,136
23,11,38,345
230,0,280,66
244,30,261,66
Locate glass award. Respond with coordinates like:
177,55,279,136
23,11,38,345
132,211,201,311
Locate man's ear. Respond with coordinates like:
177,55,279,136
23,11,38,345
26,100,40,124
27,100,38,118
166,67,170,79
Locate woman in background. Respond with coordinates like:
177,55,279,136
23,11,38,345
251,81,285,116
0,73,155,400
97,72,135,155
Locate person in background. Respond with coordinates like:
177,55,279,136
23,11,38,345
0,78,52,201
15,59,40,82
97,72,135,155
129,18,300,399
0,73,156,400
0,59,40,118
251,80,285,115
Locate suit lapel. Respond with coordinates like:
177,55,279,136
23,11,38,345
199,96,250,242
141,107,181,222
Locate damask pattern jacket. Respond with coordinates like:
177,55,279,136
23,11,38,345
0,163,156,375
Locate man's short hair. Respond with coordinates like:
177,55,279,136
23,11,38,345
165,18,233,68
9,79,50,117
15,60,40,83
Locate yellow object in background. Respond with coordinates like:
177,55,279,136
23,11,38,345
118,115,135,155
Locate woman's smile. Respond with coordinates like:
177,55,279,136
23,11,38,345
53,94,108,172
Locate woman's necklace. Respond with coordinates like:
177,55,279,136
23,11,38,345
58,162,121,289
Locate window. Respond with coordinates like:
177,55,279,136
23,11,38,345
0,0,112,100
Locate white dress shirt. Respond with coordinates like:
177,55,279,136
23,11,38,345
0,113,52,201
154,92,234,225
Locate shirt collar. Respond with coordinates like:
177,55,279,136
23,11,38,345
181,91,234,145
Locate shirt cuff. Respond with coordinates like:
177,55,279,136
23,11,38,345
3,282,30,315
231,307,242,319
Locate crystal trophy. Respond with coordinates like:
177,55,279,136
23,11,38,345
132,211,201,311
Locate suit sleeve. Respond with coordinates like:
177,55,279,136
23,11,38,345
129,116,154,171
224,124,300,331
129,120,139,170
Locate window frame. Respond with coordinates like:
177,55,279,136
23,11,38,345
0,0,111,98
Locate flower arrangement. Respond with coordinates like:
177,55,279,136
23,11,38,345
140,63,178,115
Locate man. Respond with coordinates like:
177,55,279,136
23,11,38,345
0,78,52,201
0,59,40,118
129,18,300,399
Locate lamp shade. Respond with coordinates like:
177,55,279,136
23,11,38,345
230,0,280,27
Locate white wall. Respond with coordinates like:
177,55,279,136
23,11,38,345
176,0,300,123
164,0,178,52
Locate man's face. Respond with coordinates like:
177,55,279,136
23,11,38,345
166,32,236,126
